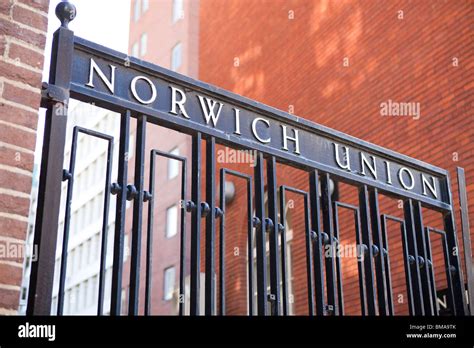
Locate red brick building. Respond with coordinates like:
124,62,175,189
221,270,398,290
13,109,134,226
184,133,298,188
0,0,48,314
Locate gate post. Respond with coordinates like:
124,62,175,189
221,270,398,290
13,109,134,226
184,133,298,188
457,167,474,315
443,174,468,315
27,2,76,315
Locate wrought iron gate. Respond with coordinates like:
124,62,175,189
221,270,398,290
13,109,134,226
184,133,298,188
27,2,474,316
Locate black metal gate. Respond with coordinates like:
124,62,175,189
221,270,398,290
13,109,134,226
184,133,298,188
27,2,474,316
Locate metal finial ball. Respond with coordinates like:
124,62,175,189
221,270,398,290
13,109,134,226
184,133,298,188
55,1,76,28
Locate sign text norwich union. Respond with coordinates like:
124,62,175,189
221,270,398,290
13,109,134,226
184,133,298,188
69,39,449,207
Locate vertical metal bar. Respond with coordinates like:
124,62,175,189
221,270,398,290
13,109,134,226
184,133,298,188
254,152,267,315
358,185,377,315
369,189,389,315
97,136,114,315
279,187,289,315
332,204,344,315
128,115,147,315
457,167,474,315
424,228,439,316
309,171,325,315
27,26,74,316
412,201,434,315
355,209,368,315
247,178,254,316
110,110,130,316
403,199,424,315
144,150,156,316
57,128,78,315
219,169,225,315
303,194,315,315
205,137,216,315
399,220,415,315
442,175,468,315
380,216,394,315
190,132,202,315
441,232,456,313
266,156,280,315
321,173,337,315
178,156,187,316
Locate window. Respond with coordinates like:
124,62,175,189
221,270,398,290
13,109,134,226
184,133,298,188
140,33,147,57
142,0,149,13
89,235,95,263
78,282,85,308
171,42,182,71
76,244,82,269
134,0,141,22
68,250,75,275
93,195,101,221
163,267,175,300
84,278,90,306
85,201,92,226
83,239,90,266
91,276,98,305
167,147,180,179
172,0,184,22
131,42,139,58
165,205,178,238
74,285,80,312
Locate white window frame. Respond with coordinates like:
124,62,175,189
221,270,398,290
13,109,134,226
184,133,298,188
167,147,180,179
165,205,178,238
140,33,147,57
131,42,139,58
142,0,149,13
134,0,141,22
163,266,176,300
171,42,183,71
172,0,184,23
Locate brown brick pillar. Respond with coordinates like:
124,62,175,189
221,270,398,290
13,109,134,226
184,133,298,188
0,0,49,314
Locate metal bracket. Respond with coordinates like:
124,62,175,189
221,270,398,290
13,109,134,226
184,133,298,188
214,207,223,218
252,216,261,229
264,218,274,232
126,184,138,201
143,191,152,202
40,82,70,108
200,202,210,217
62,169,72,182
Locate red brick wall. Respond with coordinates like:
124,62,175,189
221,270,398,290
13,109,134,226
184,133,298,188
198,0,473,315
0,0,49,314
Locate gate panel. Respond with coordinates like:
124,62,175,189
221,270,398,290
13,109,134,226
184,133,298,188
279,186,314,315
218,169,253,315
27,6,472,316
412,201,435,315
145,149,187,315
